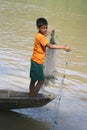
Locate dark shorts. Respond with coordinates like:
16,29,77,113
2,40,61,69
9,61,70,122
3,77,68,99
30,60,44,80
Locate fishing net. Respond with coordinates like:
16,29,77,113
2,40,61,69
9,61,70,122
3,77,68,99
44,30,57,86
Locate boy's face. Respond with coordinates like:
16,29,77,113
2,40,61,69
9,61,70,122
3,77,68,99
39,25,48,35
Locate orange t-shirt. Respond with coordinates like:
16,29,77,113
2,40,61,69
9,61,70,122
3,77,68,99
31,33,49,64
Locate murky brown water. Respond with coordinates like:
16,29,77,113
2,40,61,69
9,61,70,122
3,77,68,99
0,111,50,130
0,0,87,130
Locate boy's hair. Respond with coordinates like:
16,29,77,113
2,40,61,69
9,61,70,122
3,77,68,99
36,18,48,28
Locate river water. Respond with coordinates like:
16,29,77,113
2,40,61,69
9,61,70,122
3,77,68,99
0,0,87,130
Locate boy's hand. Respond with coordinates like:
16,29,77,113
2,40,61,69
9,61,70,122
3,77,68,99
50,29,54,33
64,46,71,52
46,29,54,36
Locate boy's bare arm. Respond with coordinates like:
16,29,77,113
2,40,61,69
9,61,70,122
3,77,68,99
46,43,71,52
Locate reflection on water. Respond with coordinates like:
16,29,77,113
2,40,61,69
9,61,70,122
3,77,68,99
0,0,87,130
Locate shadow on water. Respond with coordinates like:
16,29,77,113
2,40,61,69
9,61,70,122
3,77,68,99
0,110,50,130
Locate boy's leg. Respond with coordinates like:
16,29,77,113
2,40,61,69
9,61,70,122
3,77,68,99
34,80,44,96
29,60,44,97
29,80,44,97
29,79,36,97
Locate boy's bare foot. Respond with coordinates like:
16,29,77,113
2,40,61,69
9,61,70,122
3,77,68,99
29,92,37,98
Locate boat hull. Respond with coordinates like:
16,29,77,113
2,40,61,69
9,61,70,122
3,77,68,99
0,90,56,110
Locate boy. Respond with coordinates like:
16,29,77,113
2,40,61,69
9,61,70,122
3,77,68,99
29,17,71,97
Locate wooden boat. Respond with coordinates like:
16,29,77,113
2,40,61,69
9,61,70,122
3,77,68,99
0,90,56,110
